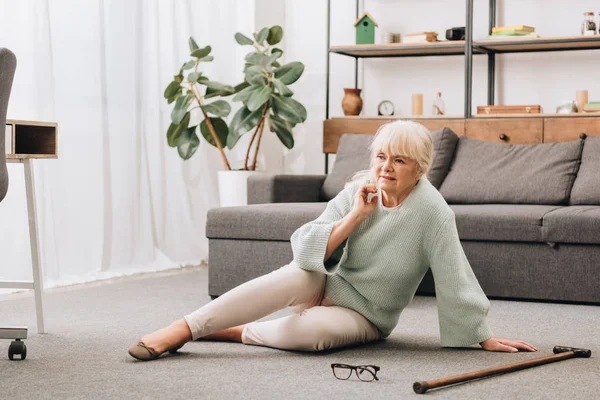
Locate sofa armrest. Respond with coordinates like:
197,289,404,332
248,174,327,204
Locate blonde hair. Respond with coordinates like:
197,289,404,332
348,120,433,185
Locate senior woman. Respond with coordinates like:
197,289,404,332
128,120,537,361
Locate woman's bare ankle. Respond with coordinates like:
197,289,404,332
199,325,245,342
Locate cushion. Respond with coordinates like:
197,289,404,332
450,204,562,242
542,206,600,244
206,202,327,241
428,127,460,188
321,134,373,201
440,137,584,204
570,136,600,205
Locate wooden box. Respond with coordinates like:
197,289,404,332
477,105,542,115
5,120,58,158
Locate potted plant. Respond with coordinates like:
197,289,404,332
163,26,307,206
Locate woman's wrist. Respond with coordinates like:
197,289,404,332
348,210,369,224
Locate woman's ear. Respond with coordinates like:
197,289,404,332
415,166,423,181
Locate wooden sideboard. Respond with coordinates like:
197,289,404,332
323,115,600,153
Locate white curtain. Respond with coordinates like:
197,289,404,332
0,0,254,289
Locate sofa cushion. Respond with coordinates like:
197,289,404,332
542,206,600,244
570,136,600,205
450,204,563,242
321,134,373,201
428,127,460,188
440,137,584,204
206,203,327,241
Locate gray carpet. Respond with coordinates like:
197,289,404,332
0,266,598,399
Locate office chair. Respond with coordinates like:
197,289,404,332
0,47,28,360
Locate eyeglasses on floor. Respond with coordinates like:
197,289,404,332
331,363,380,382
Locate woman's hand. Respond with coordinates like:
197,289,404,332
353,184,378,219
480,337,538,353
324,184,377,261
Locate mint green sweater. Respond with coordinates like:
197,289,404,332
290,177,493,346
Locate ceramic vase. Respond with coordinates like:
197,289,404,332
342,88,363,116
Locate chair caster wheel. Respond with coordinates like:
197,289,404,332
8,339,26,360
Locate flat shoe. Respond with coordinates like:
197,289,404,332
128,340,161,361
128,340,184,361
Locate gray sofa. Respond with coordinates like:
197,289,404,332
206,129,600,304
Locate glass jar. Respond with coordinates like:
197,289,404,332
582,12,597,36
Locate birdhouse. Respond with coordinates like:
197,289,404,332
354,12,378,45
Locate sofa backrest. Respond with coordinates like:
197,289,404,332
439,137,584,205
570,135,600,205
320,127,459,201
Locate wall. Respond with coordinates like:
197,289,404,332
282,0,600,174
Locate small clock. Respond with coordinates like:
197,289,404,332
378,100,395,116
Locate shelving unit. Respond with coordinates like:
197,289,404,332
324,0,600,171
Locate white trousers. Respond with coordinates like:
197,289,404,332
183,263,380,352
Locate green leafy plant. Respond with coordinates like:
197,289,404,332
163,37,242,167
228,25,307,170
163,26,306,171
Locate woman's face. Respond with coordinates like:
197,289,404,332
371,150,421,197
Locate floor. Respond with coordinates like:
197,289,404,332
1,265,598,399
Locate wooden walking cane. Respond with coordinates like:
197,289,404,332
413,345,592,394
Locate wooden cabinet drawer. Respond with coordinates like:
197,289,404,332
544,117,600,142
465,118,543,143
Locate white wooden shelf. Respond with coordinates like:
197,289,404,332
474,35,600,53
330,41,474,57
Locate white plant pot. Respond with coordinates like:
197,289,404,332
217,170,265,207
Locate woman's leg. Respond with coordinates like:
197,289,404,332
242,305,381,352
133,263,325,355
199,325,245,342
201,296,336,343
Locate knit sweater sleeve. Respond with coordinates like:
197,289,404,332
290,183,357,274
427,214,494,347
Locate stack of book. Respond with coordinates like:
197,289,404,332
401,32,438,44
583,102,600,112
487,25,538,39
